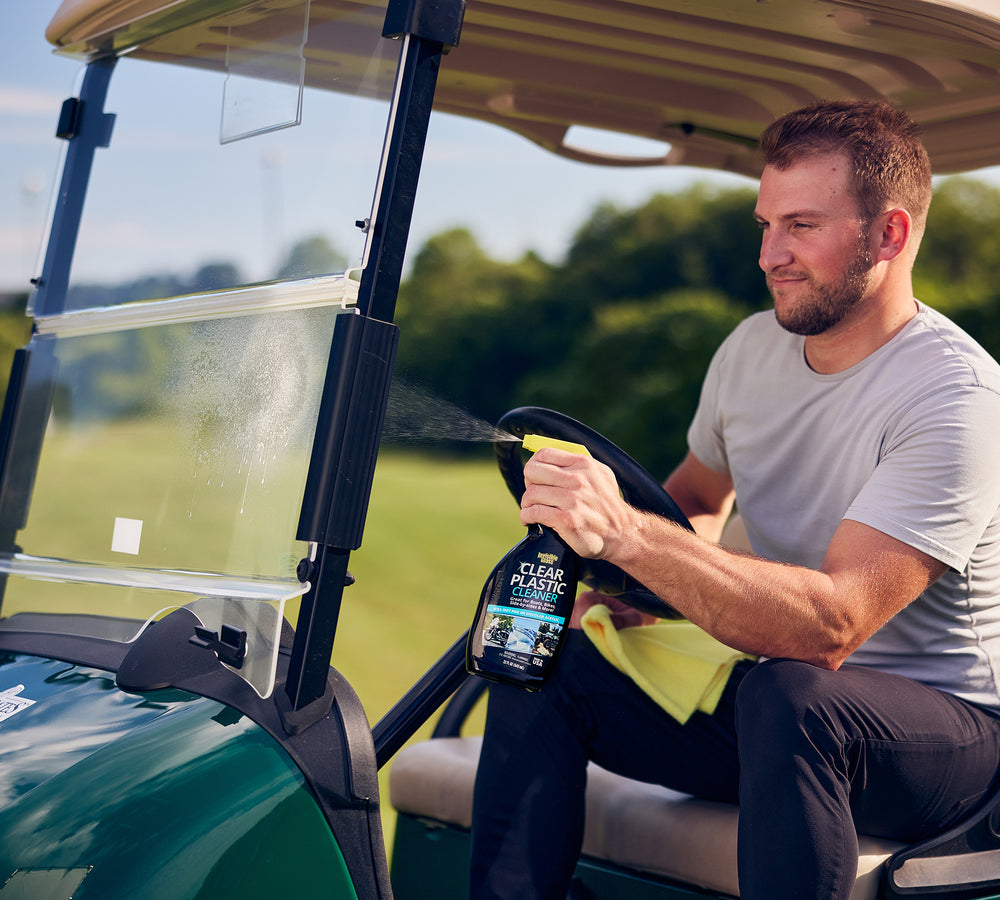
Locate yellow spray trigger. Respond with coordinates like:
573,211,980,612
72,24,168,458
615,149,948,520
522,434,591,456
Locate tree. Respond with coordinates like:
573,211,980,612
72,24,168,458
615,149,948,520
516,289,749,476
389,189,766,456
911,176,1000,358
393,229,552,424
274,236,347,280
561,183,766,312
190,262,244,293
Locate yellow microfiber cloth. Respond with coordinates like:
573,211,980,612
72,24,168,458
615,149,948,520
580,604,754,724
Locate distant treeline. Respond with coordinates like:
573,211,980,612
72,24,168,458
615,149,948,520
3,178,999,478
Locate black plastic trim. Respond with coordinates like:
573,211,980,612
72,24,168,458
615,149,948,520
33,57,117,316
882,777,1000,898
382,0,466,47
297,315,399,550
431,674,487,738
373,630,469,769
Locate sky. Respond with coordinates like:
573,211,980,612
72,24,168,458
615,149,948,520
0,2,767,297
1,3,83,294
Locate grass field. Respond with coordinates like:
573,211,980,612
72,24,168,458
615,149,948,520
336,449,521,855
332,449,521,723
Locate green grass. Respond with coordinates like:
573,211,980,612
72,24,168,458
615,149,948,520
330,450,522,856
335,449,521,721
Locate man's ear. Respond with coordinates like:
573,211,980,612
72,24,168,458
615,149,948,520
876,208,912,261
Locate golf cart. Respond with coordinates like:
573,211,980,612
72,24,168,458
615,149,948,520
4,1,1000,898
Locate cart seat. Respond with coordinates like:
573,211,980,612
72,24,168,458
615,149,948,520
389,735,904,898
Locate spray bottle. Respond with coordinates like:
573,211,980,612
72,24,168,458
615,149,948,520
466,434,589,690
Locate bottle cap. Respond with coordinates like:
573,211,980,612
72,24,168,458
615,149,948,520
522,434,591,456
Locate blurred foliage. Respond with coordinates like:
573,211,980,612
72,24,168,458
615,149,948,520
0,296,31,399
395,183,766,475
517,289,749,476
62,235,345,310
45,237,347,422
914,177,1000,360
913,177,1000,318
274,236,347,281
393,228,553,424
562,184,766,311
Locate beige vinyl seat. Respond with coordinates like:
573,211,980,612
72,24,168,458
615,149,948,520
389,734,904,899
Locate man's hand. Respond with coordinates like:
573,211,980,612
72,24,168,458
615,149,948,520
569,590,659,630
520,447,635,560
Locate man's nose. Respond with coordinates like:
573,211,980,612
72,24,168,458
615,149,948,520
759,230,793,272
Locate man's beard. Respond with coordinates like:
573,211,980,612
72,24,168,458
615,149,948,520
769,236,873,336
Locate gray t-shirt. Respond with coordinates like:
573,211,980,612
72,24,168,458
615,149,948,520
688,303,1000,707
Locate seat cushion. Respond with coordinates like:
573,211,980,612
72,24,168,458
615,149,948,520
390,736,905,898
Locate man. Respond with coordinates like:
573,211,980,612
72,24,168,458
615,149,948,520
470,100,1000,899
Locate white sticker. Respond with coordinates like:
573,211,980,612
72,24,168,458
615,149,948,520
111,517,143,555
0,685,36,724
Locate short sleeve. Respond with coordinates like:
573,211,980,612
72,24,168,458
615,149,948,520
686,333,733,476
845,384,1000,571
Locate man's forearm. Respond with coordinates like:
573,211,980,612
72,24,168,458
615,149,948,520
611,511,860,668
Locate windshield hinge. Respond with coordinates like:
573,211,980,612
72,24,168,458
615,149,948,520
189,624,248,669
56,97,115,147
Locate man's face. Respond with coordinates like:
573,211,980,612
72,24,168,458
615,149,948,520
754,152,875,336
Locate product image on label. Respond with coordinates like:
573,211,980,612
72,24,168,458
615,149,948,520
481,607,564,657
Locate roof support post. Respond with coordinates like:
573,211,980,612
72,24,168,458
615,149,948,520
284,0,465,725
0,56,117,612
31,56,117,318
357,0,465,322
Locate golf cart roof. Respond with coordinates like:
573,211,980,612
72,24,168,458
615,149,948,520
45,0,1000,177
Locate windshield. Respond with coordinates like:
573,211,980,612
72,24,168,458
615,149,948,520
0,279,358,696
0,0,397,699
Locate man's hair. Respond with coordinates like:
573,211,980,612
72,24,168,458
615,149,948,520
760,99,932,237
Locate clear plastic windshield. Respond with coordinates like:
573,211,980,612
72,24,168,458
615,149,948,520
2,1,398,698
0,279,358,696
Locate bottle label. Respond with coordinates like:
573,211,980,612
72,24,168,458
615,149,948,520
480,550,569,662
468,526,579,688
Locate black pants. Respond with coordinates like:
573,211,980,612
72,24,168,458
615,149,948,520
470,630,1000,899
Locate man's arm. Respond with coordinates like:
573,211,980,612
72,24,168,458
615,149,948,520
662,451,736,542
521,448,947,669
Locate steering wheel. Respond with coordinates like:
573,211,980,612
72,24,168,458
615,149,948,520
494,407,692,620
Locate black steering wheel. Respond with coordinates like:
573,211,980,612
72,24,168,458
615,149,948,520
494,407,692,620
